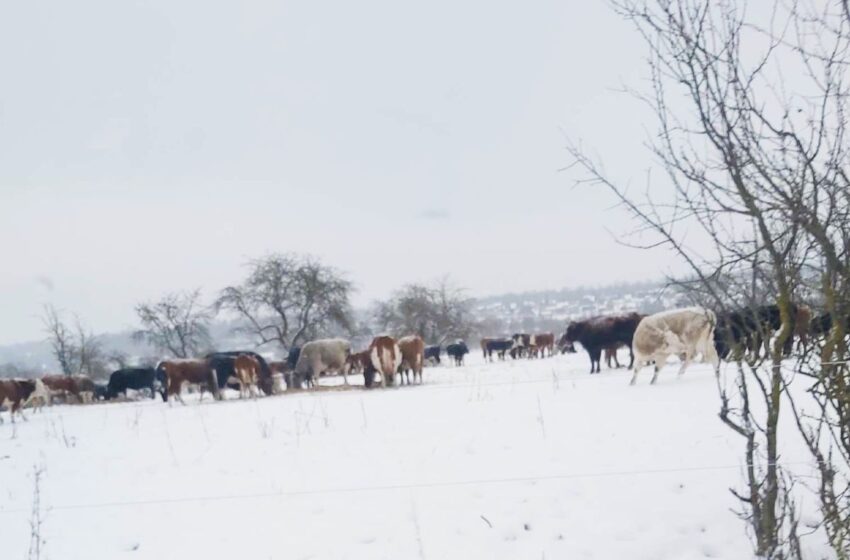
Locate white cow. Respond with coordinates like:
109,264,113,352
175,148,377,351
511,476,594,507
630,307,720,385
294,338,352,388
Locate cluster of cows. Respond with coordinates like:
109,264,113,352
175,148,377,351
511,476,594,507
0,302,841,424
558,303,834,384
0,334,477,423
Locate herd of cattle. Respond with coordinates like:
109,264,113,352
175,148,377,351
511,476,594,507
0,302,842,423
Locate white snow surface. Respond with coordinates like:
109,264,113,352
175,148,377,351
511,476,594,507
0,351,834,559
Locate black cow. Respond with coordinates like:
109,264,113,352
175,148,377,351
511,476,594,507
106,368,166,401
446,341,469,366
810,311,850,338
714,304,797,360
560,312,644,373
424,345,441,365
206,351,274,395
510,333,532,359
94,382,109,401
485,339,514,361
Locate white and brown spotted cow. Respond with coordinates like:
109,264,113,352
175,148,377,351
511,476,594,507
0,379,47,423
369,336,402,388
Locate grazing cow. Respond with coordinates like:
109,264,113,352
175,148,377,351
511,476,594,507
232,354,261,398
107,368,166,401
268,361,289,393
424,345,442,365
157,359,221,404
206,351,274,396
529,333,555,358
347,350,378,387
397,335,425,385
446,341,469,366
714,304,798,360
561,312,644,373
630,307,720,385
94,382,109,401
0,379,45,423
484,338,514,361
73,375,96,404
293,339,352,388
42,375,96,404
368,336,402,387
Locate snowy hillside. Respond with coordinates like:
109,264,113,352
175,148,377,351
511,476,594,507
0,351,831,559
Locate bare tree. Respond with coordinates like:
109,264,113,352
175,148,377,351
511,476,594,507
42,305,107,378
42,305,78,376
134,289,213,359
374,279,477,344
217,254,353,350
562,0,850,556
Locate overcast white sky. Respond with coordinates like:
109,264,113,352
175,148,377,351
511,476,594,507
0,1,687,345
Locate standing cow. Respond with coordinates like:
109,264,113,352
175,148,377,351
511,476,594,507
157,359,221,404
446,341,469,366
631,307,720,385
424,345,442,365
293,339,352,388
397,335,425,385
0,379,47,423
529,333,555,358
485,338,514,361
560,312,644,373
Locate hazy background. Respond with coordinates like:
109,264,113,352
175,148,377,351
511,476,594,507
0,1,679,345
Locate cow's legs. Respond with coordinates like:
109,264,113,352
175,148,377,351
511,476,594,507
650,353,669,384
589,347,602,373
629,362,642,385
676,353,693,377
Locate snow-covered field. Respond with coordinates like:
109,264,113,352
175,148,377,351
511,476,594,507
0,352,831,559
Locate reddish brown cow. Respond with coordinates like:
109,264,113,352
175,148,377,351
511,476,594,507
42,375,96,404
156,359,221,404
529,333,555,358
0,379,43,423
794,304,813,352
480,338,494,360
232,354,260,398
604,343,627,368
398,335,425,385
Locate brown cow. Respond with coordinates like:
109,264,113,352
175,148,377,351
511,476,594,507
604,343,627,368
398,335,425,385
369,336,402,388
529,333,555,358
232,354,260,398
156,359,221,404
42,374,96,404
480,338,494,361
0,379,45,423
794,304,813,352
